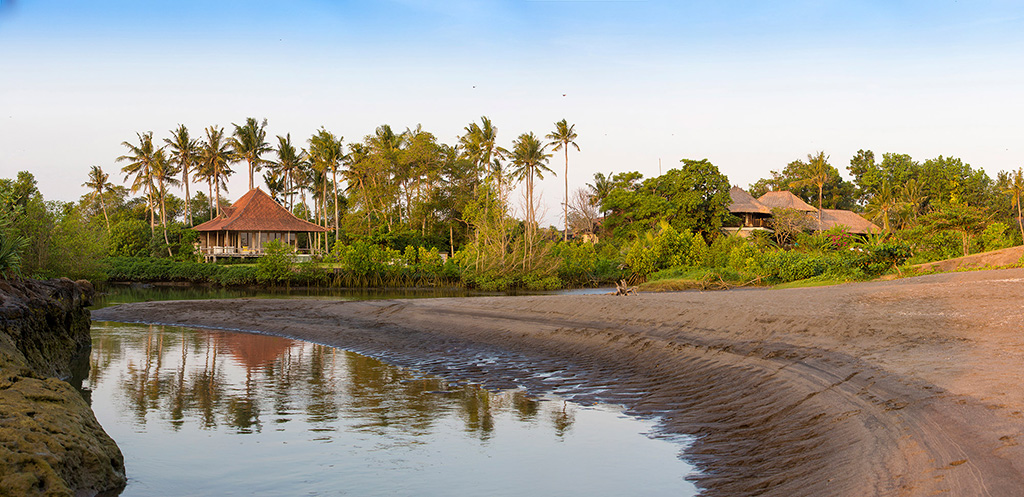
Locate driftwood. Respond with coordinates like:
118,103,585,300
614,279,638,296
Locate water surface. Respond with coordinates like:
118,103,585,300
87,322,697,496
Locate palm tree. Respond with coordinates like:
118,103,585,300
789,151,831,225
273,134,306,211
82,165,114,232
546,119,579,241
459,116,498,185
150,149,181,256
308,128,344,237
197,126,233,217
900,179,928,227
865,179,900,233
165,124,199,226
1003,167,1024,242
509,132,553,243
230,117,272,191
587,172,613,218
117,131,160,233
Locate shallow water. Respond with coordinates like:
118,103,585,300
87,322,698,496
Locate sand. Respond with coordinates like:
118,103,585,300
92,268,1024,496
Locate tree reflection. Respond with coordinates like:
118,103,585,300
89,323,577,441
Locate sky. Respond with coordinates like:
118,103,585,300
2,0,1024,227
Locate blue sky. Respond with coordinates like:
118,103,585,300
2,1,1024,226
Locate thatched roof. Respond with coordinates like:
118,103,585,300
811,209,881,235
728,187,771,214
194,188,328,233
757,191,818,212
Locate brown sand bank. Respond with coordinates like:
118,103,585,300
92,269,1024,496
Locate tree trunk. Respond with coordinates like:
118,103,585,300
183,164,192,226
564,147,569,242
1018,199,1024,243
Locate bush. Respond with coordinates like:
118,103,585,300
255,239,295,284
980,222,1013,252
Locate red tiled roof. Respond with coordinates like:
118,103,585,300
194,188,329,233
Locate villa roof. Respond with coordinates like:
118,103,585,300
757,190,818,212
193,188,329,233
728,187,772,214
810,209,881,235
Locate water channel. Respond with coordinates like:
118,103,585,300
87,286,698,496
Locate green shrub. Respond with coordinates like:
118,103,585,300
255,239,295,284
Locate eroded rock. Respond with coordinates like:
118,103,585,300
0,279,125,497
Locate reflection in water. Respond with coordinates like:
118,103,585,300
87,322,697,497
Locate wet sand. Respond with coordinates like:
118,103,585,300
92,268,1024,496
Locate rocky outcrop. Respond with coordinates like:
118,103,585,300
0,278,125,497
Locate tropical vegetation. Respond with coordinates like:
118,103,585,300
2,116,1023,290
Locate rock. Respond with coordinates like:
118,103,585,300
0,279,125,497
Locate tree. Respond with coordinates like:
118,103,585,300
231,117,272,191
150,148,181,256
459,116,499,186
197,126,233,217
1003,167,1024,242
273,134,306,211
82,165,114,232
749,154,854,210
864,179,899,232
508,132,553,245
587,172,614,218
165,124,199,225
117,131,160,233
921,202,989,256
308,128,344,239
546,119,579,241
789,151,830,224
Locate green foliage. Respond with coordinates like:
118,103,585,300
109,219,151,257
980,222,1013,252
852,241,912,276
602,160,731,242
553,241,597,286
0,215,27,279
255,239,295,284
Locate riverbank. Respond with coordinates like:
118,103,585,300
92,268,1024,496
0,279,125,496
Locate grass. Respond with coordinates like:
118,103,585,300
639,267,759,292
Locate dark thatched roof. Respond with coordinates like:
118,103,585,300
757,190,818,212
194,188,328,233
728,187,772,214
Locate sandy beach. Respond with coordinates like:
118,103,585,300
92,268,1024,496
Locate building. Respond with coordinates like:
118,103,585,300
725,188,881,236
193,188,329,261
723,186,773,237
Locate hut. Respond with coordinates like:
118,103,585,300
724,187,774,237
810,209,881,235
756,190,818,212
193,188,329,261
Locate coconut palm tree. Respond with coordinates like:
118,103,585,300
82,165,114,233
459,116,498,185
308,128,344,236
117,131,160,233
273,134,305,211
587,172,614,218
509,132,553,243
230,117,272,191
165,124,199,226
865,179,900,233
197,126,233,217
1003,167,1024,241
150,149,181,256
546,119,579,241
789,151,831,225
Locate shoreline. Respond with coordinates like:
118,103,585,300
92,268,1024,496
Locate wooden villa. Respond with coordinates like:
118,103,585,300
193,188,329,261
725,188,880,236
724,186,773,237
